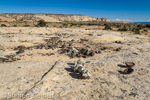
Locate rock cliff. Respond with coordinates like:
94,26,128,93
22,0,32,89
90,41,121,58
0,13,110,22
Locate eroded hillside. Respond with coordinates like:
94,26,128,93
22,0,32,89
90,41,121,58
0,13,110,22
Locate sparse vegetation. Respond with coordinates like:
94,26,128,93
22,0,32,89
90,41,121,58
103,24,112,30
34,25,39,27
37,20,47,27
1,24,7,27
0,20,149,35
13,25,17,27
133,28,140,34
118,25,128,31
143,29,148,32
145,24,150,28
23,25,30,27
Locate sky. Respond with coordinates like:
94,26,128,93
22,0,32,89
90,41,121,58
0,0,150,22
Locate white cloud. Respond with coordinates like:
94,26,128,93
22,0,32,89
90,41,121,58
113,18,132,22
122,19,132,22
147,20,150,22
113,18,121,21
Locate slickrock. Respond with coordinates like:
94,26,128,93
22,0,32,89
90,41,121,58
0,27,150,100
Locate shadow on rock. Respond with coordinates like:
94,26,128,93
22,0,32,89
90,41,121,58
67,63,75,66
118,70,125,74
67,63,75,68
117,64,126,68
69,73,79,79
65,68,73,72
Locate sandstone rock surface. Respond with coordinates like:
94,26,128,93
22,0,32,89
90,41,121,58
0,27,150,100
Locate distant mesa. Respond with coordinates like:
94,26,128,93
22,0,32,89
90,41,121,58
0,13,110,22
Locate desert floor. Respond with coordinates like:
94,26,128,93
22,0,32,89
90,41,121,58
0,27,150,100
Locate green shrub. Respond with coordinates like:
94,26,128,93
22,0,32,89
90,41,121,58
143,29,148,32
118,26,128,31
23,25,30,27
134,30,140,34
1,24,7,27
63,23,68,26
70,24,73,27
133,28,140,34
13,25,17,27
103,24,112,30
146,24,150,28
34,25,39,27
137,24,142,28
116,24,121,28
132,27,140,32
38,20,47,27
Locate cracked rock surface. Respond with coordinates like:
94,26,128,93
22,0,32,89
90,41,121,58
0,27,150,100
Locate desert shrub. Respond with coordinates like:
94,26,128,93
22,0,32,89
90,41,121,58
146,24,150,28
103,24,112,30
132,28,136,31
132,27,140,32
23,25,30,27
70,23,77,26
70,24,73,27
13,25,17,27
132,28,140,34
118,26,128,31
34,25,39,27
116,24,121,28
1,24,7,27
128,28,132,31
137,24,142,29
137,24,142,28
63,23,68,26
38,20,47,27
127,24,131,27
20,19,23,21
134,29,140,34
143,29,148,32
87,23,93,26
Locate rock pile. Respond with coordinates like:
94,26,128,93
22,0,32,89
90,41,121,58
60,47,98,58
34,37,101,58
0,55,20,62
72,59,92,79
124,62,135,74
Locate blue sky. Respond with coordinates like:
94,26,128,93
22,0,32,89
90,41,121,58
0,0,150,22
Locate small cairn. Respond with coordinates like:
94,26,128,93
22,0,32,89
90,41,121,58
72,59,85,73
124,62,135,74
72,59,92,79
79,69,92,79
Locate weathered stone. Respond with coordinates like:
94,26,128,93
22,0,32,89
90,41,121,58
0,56,8,62
124,68,134,74
77,59,85,66
71,51,75,58
14,55,20,60
16,49,24,54
72,64,84,73
89,51,95,56
116,48,121,51
72,47,79,53
79,69,92,79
